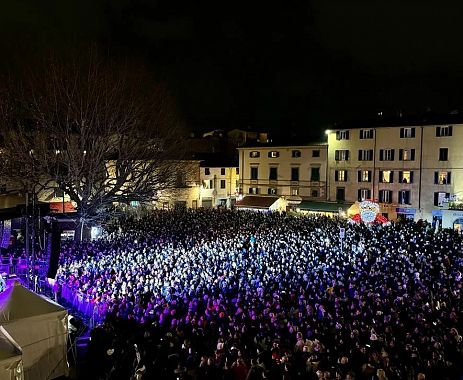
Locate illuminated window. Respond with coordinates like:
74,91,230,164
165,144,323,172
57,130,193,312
203,180,213,189
268,188,277,195
268,151,280,158
291,187,299,196
399,149,415,161
399,171,413,184
380,170,393,183
358,170,372,182
292,150,301,158
250,151,260,158
249,187,259,194
434,171,451,185
335,170,347,182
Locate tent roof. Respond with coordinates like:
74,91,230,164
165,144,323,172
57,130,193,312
0,282,66,322
235,196,279,209
0,326,21,361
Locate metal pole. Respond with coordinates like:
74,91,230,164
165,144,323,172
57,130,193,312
25,192,30,289
31,186,36,292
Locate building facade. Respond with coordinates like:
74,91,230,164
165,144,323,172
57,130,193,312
199,165,239,208
237,144,328,201
327,123,463,224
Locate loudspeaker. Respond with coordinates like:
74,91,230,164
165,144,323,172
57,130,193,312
47,222,61,279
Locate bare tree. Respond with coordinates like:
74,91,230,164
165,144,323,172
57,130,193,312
0,50,188,238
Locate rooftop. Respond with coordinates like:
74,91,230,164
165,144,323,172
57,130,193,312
331,112,463,130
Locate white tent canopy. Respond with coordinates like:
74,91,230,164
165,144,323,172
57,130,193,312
0,282,68,379
0,326,23,380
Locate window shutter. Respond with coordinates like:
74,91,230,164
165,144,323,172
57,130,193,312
358,189,362,202
434,172,438,184
411,128,416,138
346,131,350,139
434,192,439,206
358,150,362,161
379,171,383,182
399,149,403,161
398,171,403,183
336,131,340,140
359,131,363,139
449,125,453,136
410,172,414,183
391,149,395,160
367,189,371,199
400,128,404,138
368,171,372,182
379,150,384,161
448,172,451,184
335,150,339,161
369,150,373,160
358,171,362,182
345,171,348,181
379,191,383,203
346,151,349,160
390,171,394,183
436,127,440,137
335,171,339,181
411,149,415,161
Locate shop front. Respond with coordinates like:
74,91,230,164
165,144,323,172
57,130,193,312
396,207,416,221
442,210,463,231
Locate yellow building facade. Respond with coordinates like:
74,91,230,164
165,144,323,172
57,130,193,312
237,144,328,201
327,123,463,225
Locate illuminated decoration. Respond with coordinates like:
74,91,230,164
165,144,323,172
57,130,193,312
359,200,380,223
350,200,389,224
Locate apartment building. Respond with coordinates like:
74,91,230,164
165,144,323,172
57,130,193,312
200,163,239,208
327,122,463,226
237,144,328,202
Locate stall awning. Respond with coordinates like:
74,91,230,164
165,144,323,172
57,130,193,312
298,201,352,213
235,196,279,209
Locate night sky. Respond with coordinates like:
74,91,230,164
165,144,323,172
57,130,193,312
1,1,463,141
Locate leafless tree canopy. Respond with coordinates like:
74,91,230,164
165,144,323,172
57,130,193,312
0,50,187,222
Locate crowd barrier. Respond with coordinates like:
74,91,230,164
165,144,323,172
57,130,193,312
60,284,106,327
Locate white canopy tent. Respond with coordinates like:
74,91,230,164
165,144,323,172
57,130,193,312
0,282,68,379
0,326,23,380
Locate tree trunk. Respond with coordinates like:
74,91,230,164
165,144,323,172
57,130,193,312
74,219,91,242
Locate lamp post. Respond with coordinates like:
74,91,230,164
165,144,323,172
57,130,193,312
25,149,37,292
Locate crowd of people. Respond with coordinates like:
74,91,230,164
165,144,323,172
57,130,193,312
55,209,463,380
